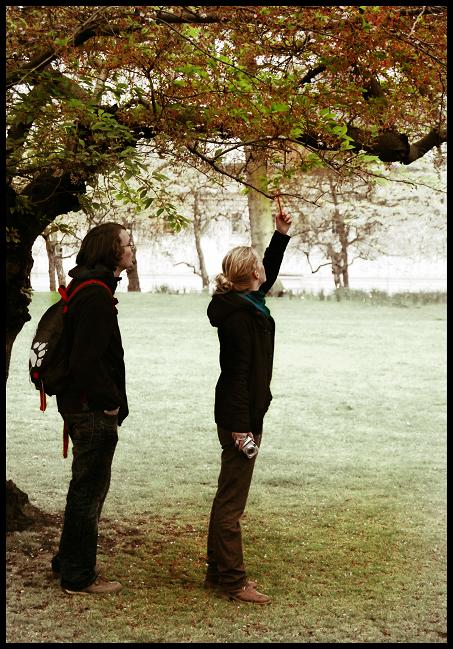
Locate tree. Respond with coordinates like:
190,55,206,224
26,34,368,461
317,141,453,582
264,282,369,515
6,6,447,527
41,226,66,291
287,170,385,289
7,5,447,370
149,164,248,291
281,152,446,291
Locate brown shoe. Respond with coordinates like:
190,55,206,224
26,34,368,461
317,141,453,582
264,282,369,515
228,582,271,604
205,578,258,591
64,575,122,595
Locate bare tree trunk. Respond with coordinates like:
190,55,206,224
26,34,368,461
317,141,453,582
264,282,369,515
327,243,343,289
342,255,349,288
193,192,210,289
245,146,273,257
43,234,57,291
330,181,350,290
6,176,82,531
121,219,141,292
126,258,141,291
42,228,67,290
333,216,350,289
55,243,66,287
245,145,284,295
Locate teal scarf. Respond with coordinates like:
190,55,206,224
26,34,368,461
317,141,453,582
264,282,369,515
239,289,271,318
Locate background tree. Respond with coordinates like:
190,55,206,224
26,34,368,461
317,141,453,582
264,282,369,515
288,170,385,289
41,225,67,291
153,165,250,291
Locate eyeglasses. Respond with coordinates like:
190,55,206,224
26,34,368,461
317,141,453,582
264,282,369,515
122,242,136,252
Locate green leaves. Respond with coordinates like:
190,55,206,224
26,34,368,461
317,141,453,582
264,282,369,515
175,64,209,80
357,153,381,165
152,205,190,232
183,25,201,40
270,102,290,113
230,107,250,122
53,36,71,47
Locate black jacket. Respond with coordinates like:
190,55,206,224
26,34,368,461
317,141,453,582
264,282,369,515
207,231,290,433
56,264,129,425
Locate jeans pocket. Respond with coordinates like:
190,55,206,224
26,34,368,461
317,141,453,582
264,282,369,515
95,411,119,443
64,413,95,443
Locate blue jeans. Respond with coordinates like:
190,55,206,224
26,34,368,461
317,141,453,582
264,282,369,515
52,411,118,590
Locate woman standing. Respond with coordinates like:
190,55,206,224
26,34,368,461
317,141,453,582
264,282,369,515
205,208,292,604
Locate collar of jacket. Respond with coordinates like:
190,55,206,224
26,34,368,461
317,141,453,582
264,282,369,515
239,289,270,318
68,264,121,295
208,291,269,327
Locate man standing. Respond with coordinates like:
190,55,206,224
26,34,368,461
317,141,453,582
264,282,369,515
51,223,134,594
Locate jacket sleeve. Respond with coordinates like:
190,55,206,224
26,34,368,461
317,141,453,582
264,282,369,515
68,289,123,411
260,230,290,295
217,312,254,431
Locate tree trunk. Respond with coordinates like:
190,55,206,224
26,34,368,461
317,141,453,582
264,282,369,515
126,258,141,291
42,229,67,291
55,243,66,287
327,243,343,290
6,176,83,532
43,234,57,291
122,220,141,292
193,192,210,289
330,183,350,290
342,255,349,288
245,145,284,295
6,233,42,532
6,245,35,380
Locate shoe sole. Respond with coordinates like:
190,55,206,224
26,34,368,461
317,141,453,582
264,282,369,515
64,588,122,594
228,595,271,604
64,585,122,595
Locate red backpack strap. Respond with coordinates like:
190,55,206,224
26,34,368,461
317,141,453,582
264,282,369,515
63,420,69,458
58,280,75,313
66,279,117,313
68,279,113,301
39,380,47,412
58,285,70,302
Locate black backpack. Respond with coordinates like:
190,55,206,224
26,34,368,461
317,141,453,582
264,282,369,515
29,279,112,412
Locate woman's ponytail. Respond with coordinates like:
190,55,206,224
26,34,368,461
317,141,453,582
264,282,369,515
214,273,235,294
213,246,260,294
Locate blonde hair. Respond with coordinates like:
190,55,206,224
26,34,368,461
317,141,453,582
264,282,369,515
214,246,260,294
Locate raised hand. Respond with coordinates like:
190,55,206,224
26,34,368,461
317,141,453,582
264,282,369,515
275,208,292,235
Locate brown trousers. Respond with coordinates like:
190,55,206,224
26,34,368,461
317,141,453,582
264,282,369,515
206,425,262,592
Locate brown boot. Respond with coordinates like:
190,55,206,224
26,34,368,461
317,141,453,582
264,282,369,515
228,582,271,604
64,575,122,595
204,577,257,591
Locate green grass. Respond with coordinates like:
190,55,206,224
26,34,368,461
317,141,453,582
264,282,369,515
6,293,447,643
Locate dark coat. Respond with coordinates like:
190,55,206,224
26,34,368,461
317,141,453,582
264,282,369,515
207,231,290,433
56,264,129,425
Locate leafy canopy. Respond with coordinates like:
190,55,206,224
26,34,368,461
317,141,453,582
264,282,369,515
6,6,447,202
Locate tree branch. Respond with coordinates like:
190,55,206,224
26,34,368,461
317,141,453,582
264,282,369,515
296,125,447,164
300,65,327,85
6,7,228,90
174,261,201,277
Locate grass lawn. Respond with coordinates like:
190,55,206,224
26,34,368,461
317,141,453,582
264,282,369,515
6,292,447,643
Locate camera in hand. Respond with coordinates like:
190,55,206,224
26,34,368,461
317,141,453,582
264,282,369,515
241,435,259,459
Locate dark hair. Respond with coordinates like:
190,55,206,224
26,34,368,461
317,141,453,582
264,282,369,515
76,223,126,270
